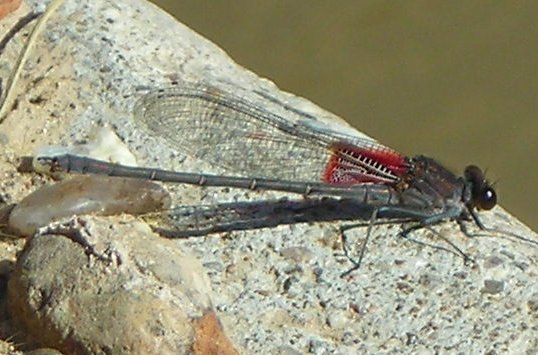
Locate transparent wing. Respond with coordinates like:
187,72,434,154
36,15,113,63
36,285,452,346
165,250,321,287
133,82,402,183
143,198,379,237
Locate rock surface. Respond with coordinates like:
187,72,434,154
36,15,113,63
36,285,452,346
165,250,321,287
0,0,536,354
8,218,213,354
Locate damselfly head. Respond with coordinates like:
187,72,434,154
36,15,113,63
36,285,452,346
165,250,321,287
464,165,497,210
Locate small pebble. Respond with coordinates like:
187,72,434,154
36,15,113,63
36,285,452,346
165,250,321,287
8,175,171,236
482,279,504,294
326,310,347,330
280,246,314,263
483,255,504,268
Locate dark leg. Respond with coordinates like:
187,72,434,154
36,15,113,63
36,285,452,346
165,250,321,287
339,209,379,277
399,223,473,265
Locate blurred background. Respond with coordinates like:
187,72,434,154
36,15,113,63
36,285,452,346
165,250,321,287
150,1,537,231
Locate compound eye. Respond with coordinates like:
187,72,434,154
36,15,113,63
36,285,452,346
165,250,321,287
476,186,497,210
464,165,497,210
